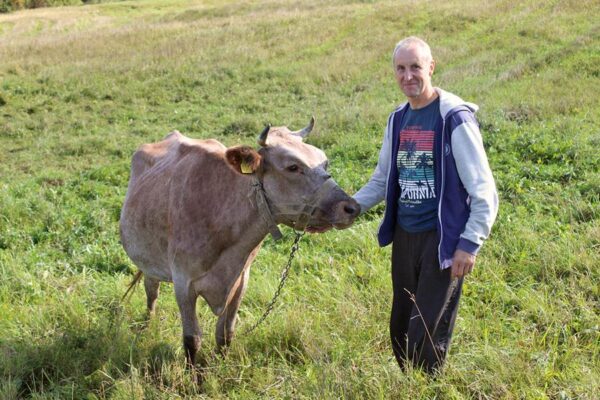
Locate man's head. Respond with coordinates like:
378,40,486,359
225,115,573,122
391,37,435,103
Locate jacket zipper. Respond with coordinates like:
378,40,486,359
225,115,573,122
437,116,446,269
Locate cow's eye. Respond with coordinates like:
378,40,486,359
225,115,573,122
286,165,299,172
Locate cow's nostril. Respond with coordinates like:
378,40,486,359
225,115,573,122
344,205,358,215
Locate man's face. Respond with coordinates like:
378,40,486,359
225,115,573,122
393,45,435,99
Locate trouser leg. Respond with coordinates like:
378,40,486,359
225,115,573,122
390,226,463,374
406,230,463,373
390,226,419,369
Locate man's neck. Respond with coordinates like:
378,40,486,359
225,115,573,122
407,87,438,110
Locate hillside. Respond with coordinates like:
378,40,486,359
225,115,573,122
0,0,598,398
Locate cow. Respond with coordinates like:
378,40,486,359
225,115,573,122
119,118,360,367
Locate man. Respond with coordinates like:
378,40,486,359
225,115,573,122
353,37,498,373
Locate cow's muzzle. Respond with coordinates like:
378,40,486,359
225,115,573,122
287,177,340,232
250,176,358,239
257,177,358,235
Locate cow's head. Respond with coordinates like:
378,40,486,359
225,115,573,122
225,117,360,231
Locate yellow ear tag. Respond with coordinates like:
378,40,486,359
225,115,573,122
240,161,253,174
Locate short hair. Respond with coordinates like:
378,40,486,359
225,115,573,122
391,36,433,66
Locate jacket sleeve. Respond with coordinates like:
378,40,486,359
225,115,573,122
451,117,499,254
352,117,393,213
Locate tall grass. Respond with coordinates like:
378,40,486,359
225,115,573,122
0,0,598,398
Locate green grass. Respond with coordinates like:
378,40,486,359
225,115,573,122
1,0,599,398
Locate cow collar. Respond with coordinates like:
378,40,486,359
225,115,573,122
249,177,284,241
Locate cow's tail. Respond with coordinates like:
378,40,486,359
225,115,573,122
122,270,144,302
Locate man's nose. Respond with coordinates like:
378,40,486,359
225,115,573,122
404,70,413,81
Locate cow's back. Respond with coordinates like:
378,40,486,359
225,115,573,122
120,132,228,281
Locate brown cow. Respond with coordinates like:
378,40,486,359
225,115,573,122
119,118,359,366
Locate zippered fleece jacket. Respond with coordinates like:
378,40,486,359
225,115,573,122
353,88,499,269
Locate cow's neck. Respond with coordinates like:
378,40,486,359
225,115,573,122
249,177,283,241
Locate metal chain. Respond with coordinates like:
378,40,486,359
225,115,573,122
241,230,305,335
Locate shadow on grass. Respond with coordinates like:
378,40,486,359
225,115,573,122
1,298,325,398
0,303,160,398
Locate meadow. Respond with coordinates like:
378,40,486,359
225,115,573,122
0,0,598,398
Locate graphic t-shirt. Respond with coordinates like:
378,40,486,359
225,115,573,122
395,97,441,232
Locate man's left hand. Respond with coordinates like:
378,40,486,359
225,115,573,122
451,249,476,279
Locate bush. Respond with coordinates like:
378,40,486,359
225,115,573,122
0,0,25,13
0,0,118,13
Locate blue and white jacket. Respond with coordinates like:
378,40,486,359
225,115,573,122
353,88,499,269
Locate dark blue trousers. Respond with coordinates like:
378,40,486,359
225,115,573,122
390,225,463,373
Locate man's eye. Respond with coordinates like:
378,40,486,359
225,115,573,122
286,165,299,172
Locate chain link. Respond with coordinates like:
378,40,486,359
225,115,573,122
241,230,305,335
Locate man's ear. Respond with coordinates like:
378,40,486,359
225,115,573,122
225,146,262,174
429,58,436,77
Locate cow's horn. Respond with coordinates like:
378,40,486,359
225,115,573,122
257,124,271,147
291,116,315,138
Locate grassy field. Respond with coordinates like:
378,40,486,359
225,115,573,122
0,0,599,398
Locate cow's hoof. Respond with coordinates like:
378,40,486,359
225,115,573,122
215,344,231,358
183,335,201,367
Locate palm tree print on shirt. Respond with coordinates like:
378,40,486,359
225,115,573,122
416,152,434,193
397,129,436,205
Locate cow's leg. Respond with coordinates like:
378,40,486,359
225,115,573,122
215,266,250,353
144,276,160,314
174,280,202,367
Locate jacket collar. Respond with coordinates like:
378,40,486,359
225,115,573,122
394,87,479,120
434,87,478,119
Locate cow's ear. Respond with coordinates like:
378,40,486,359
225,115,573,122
225,146,262,175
